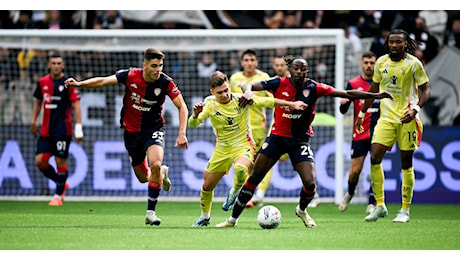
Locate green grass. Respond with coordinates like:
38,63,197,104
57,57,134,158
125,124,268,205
0,201,459,250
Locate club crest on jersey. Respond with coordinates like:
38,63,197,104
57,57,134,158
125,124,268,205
154,88,161,96
59,85,64,92
303,89,310,97
130,83,138,89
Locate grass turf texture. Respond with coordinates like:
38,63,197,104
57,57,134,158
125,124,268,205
0,201,459,250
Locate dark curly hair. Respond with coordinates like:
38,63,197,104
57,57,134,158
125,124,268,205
384,29,420,56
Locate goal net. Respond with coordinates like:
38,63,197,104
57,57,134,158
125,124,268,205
0,29,372,203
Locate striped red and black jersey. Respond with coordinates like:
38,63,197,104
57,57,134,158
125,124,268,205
116,68,181,132
340,75,380,141
33,74,80,138
261,77,334,141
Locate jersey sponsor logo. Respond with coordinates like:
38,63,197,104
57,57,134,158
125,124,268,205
282,113,302,119
391,75,397,84
154,88,161,96
132,104,151,112
45,104,58,109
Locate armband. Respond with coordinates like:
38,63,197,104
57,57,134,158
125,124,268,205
412,105,421,114
358,111,366,119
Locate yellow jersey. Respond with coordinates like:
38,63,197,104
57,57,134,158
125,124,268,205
229,70,272,132
188,93,275,149
373,53,429,123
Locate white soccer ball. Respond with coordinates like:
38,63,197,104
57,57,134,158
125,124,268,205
257,205,281,229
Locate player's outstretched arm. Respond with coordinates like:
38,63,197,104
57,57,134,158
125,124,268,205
274,98,308,110
65,75,118,89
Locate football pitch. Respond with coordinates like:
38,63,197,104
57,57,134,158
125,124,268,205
1,200,459,251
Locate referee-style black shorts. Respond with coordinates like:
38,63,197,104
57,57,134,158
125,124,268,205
123,125,165,166
350,138,371,159
259,134,314,166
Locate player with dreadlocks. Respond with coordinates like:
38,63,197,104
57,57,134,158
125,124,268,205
356,29,431,223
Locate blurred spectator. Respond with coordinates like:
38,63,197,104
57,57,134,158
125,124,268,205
283,11,302,28
339,21,363,65
28,49,50,82
321,11,363,34
444,15,460,49
93,10,124,29
0,10,14,28
0,48,19,86
301,10,323,29
197,52,217,78
42,10,69,29
380,10,418,33
12,10,36,29
357,10,381,38
370,28,391,58
418,10,448,46
410,16,439,64
263,10,284,29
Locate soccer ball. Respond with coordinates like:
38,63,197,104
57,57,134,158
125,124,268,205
257,205,281,229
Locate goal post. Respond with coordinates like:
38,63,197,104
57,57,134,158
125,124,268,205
0,29,372,203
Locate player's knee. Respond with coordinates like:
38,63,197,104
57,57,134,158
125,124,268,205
35,153,51,171
149,161,162,177
370,155,382,165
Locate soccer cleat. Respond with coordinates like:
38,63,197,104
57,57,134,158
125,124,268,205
246,199,262,209
161,165,171,192
48,197,63,206
214,219,237,228
366,204,376,214
392,209,410,223
338,192,353,212
222,191,238,211
191,217,211,227
61,181,69,201
295,205,316,228
145,211,161,226
364,204,388,222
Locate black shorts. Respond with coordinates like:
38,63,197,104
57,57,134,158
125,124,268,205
350,138,371,159
259,134,314,165
123,125,165,166
36,136,72,158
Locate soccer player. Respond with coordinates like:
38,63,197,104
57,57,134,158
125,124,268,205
64,48,189,226
356,29,431,223
223,49,271,211
215,55,393,228
338,51,379,214
31,53,84,206
247,55,321,209
190,71,307,227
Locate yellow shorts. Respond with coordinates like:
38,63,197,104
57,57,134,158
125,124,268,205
205,143,255,173
372,118,423,151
